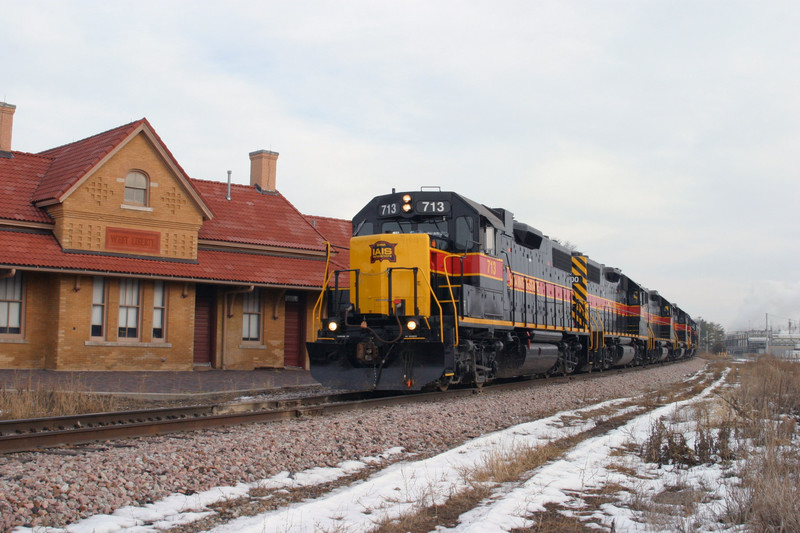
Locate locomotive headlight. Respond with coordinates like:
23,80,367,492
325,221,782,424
327,320,339,332
401,194,413,213
406,319,418,331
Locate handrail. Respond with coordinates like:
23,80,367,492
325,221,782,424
312,242,333,332
386,267,419,316
441,254,461,347
673,322,681,348
646,323,656,351
588,310,597,351
417,271,446,343
588,307,605,352
333,269,360,313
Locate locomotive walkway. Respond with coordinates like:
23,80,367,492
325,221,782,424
0,367,320,400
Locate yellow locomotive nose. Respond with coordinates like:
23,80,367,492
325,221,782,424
350,233,432,317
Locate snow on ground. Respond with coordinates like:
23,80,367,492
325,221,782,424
16,368,733,533
449,369,734,533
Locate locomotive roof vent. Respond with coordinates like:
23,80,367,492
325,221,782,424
513,222,543,249
604,267,622,283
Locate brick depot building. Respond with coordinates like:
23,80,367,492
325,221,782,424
0,102,350,371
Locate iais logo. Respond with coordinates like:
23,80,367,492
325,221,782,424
369,240,398,263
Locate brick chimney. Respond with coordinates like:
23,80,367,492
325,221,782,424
249,149,279,192
0,102,15,152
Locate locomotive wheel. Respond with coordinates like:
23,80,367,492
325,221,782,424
602,348,613,370
633,345,644,366
437,378,451,392
470,351,485,389
560,349,579,375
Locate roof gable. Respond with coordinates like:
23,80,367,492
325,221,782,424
33,119,212,220
33,120,142,204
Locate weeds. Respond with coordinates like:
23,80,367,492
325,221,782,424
370,484,491,533
635,356,800,532
0,379,117,419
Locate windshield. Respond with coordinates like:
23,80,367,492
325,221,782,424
381,219,449,238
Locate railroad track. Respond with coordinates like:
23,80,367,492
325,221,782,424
0,362,674,454
0,390,401,454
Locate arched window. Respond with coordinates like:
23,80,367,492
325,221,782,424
124,171,148,206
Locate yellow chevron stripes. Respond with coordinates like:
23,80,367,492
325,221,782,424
571,255,588,330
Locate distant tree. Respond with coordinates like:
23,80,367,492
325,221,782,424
696,317,726,353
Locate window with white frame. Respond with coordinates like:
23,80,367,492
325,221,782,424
0,272,22,335
152,280,166,340
91,277,106,338
241,290,261,342
124,171,148,206
118,279,140,339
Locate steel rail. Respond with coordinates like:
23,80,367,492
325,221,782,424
0,391,388,454
0,360,683,454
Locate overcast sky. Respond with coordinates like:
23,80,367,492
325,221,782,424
3,0,799,332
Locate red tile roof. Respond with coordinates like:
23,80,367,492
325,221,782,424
304,215,352,271
0,116,349,287
0,229,329,288
193,179,328,252
33,120,144,204
0,152,56,224
305,215,352,252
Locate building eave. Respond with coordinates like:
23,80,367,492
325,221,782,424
197,239,329,258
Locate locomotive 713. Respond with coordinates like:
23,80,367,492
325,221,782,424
307,189,697,391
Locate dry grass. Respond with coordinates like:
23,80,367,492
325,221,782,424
370,434,587,532
635,356,800,532
468,441,564,484
718,356,800,532
0,379,118,419
373,360,800,532
371,484,492,533
628,482,711,532
510,503,597,532
372,400,661,533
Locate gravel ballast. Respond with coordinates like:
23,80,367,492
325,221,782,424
0,358,707,530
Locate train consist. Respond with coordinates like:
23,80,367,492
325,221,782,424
308,189,698,391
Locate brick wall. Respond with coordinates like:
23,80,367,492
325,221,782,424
49,133,204,261
217,288,286,370
49,276,195,370
0,272,54,368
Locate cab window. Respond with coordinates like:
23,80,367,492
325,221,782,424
354,220,374,236
455,216,474,251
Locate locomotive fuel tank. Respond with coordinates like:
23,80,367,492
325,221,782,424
656,347,670,361
614,345,636,366
517,343,559,375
